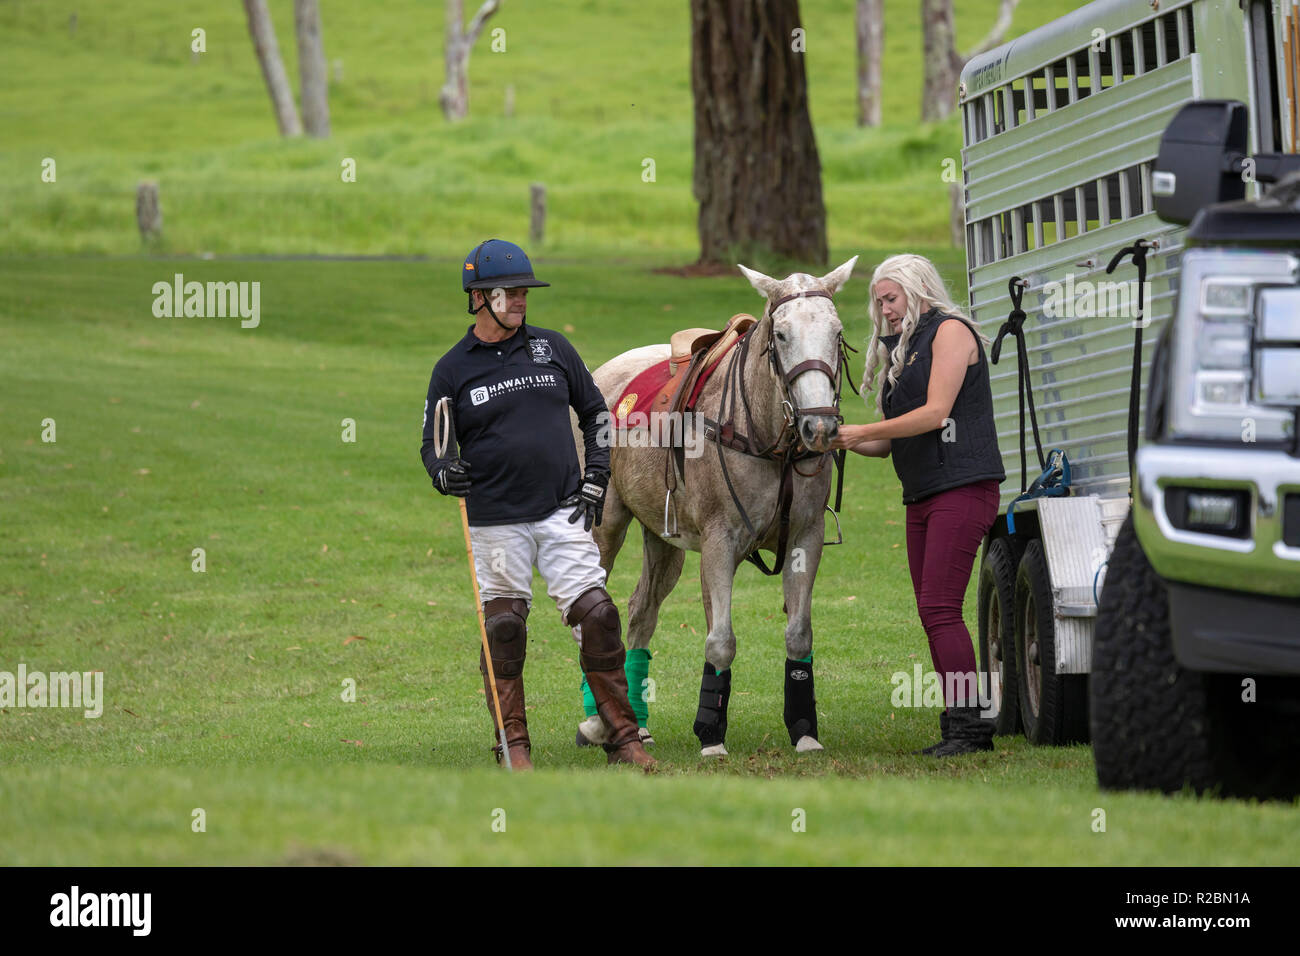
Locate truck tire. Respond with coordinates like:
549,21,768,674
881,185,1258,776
1091,513,1221,794
1015,540,1068,745
977,536,1021,736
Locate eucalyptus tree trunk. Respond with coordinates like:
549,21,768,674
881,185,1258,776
691,0,827,266
857,0,883,127
295,0,330,138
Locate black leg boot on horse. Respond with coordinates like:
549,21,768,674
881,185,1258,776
567,587,656,769
694,663,732,756
783,657,824,752
482,597,533,771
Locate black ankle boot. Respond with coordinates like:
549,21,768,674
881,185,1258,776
930,705,994,757
911,710,949,755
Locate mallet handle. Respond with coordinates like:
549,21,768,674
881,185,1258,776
434,397,512,771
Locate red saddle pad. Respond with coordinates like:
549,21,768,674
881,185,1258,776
612,359,672,425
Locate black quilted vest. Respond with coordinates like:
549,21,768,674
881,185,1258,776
880,308,1006,505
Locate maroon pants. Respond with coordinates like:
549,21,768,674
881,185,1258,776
905,480,1000,707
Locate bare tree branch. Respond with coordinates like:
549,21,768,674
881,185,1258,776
922,0,1020,122
440,0,503,121
465,0,501,46
243,0,302,137
964,0,1020,60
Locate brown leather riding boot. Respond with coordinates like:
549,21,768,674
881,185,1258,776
568,587,655,769
584,660,656,768
480,648,532,771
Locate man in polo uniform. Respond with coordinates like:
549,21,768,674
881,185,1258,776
420,239,654,770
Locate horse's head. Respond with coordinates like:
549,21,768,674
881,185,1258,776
736,257,859,454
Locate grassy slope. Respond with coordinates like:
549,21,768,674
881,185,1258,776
1,257,1296,865
0,0,1084,257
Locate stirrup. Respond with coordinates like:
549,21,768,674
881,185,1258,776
823,504,843,546
662,488,680,539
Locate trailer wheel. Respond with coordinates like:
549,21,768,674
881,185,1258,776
977,536,1021,736
1015,540,1068,745
1091,513,1220,793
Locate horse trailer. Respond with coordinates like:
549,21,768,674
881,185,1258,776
959,0,1300,794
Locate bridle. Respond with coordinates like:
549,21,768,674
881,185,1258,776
760,290,856,427
714,289,859,465
687,287,858,575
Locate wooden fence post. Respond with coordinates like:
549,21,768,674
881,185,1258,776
530,183,546,246
137,182,163,244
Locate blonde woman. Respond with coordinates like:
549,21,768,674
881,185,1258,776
831,254,1005,756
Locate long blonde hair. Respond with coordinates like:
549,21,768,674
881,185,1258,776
863,254,987,414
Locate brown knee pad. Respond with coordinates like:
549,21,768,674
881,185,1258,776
482,597,529,679
566,587,624,673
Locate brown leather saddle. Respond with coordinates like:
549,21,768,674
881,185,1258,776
647,313,757,422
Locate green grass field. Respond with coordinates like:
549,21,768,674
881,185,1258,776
3,0,1298,866
2,257,1297,865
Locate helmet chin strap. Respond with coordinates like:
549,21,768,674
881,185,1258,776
474,289,516,332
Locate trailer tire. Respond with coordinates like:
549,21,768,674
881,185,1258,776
977,536,1022,736
1015,540,1068,745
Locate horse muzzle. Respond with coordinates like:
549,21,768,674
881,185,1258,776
798,414,839,454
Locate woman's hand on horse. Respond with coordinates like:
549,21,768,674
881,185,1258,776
831,424,869,449
833,424,890,457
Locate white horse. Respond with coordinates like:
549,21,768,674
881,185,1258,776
575,259,858,755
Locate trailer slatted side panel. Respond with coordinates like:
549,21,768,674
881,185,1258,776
959,0,1250,510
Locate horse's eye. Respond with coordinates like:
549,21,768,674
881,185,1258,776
775,331,787,343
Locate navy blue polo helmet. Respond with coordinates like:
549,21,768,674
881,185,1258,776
462,239,550,293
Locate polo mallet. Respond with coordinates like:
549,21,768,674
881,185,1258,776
433,396,512,771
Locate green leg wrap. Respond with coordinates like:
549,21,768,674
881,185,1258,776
626,648,652,727
795,653,813,664
583,650,652,726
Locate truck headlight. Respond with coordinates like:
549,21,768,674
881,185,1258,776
1191,280,1253,417
1201,280,1253,314
1255,289,1300,406
1167,252,1297,443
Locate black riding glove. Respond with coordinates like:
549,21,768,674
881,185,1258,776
433,458,472,497
564,471,607,532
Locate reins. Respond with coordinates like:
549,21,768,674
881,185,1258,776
690,289,858,575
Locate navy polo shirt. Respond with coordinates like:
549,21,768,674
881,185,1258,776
420,322,610,526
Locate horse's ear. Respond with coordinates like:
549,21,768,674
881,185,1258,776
819,256,859,296
737,263,780,299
